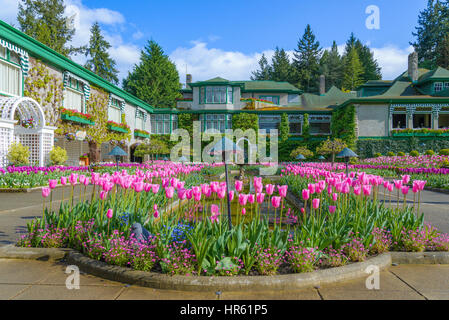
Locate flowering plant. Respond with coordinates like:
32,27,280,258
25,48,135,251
107,120,130,131
61,108,93,121
134,129,150,135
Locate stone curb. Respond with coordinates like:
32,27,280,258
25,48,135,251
423,186,449,195
390,251,449,264
0,245,70,261
0,184,67,193
65,251,391,292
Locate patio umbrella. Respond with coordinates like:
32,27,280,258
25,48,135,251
296,154,306,160
209,136,243,230
108,146,128,171
318,155,325,162
178,156,188,163
336,148,358,176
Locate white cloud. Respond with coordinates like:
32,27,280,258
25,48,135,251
109,44,141,80
372,45,414,80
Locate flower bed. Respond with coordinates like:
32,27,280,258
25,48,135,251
17,163,449,277
107,121,130,133
60,108,95,125
391,128,449,137
134,129,150,138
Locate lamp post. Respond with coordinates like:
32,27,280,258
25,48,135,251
210,136,243,230
107,146,128,171
336,147,358,177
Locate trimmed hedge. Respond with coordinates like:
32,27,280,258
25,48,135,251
356,137,449,158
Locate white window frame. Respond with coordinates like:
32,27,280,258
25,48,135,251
434,82,443,92
64,87,84,113
0,50,22,97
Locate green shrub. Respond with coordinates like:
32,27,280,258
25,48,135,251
7,142,30,165
49,146,68,165
409,150,419,157
439,159,449,168
374,152,382,158
349,157,358,165
290,146,314,159
425,149,435,156
439,149,449,156
397,151,406,157
387,151,395,157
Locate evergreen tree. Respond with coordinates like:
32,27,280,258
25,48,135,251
342,48,364,91
270,47,295,83
123,40,182,108
319,41,343,90
279,113,289,142
293,24,322,93
436,33,449,69
251,54,272,80
343,33,381,81
17,0,84,56
411,0,449,68
85,23,119,85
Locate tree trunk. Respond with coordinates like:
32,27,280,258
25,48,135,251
88,141,101,164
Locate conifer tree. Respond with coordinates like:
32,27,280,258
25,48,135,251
17,0,84,56
270,47,295,83
85,22,119,85
319,41,343,90
342,48,364,91
123,40,182,108
251,54,272,80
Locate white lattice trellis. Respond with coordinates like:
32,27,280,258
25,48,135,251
0,97,56,167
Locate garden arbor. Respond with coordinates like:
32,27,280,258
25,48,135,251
0,96,55,167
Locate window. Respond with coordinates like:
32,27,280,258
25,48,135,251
288,94,299,103
150,114,173,134
65,88,84,112
108,106,121,123
0,47,21,96
413,113,432,128
259,96,280,105
392,114,407,129
199,86,233,104
200,114,227,133
445,82,449,90
259,115,281,131
135,117,145,130
288,115,302,135
434,82,443,92
309,115,331,135
439,114,449,128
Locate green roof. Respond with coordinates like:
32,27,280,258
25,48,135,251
286,86,356,110
417,67,449,83
238,80,302,93
379,81,417,97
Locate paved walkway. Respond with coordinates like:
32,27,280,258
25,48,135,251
0,258,447,300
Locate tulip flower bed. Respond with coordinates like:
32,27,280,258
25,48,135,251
17,161,449,278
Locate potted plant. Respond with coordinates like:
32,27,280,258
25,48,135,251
79,153,89,166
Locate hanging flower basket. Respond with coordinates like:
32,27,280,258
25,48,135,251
134,129,150,138
61,109,95,126
107,121,130,133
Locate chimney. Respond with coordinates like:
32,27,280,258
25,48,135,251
319,75,326,95
408,52,418,83
186,74,192,89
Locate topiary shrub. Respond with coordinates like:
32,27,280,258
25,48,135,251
49,146,68,165
7,142,30,165
374,152,382,158
290,146,314,159
409,150,419,157
387,151,395,157
397,151,406,157
439,149,449,156
425,149,435,156
349,157,359,165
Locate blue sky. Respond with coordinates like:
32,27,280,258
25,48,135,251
1,0,429,83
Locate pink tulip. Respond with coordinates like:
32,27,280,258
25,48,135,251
393,180,403,190
69,173,78,185
362,185,372,196
165,187,175,199
211,204,220,215
239,193,248,206
133,181,144,192
248,194,255,204
302,189,310,200
235,180,243,192
256,192,265,204
60,176,67,186
307,183,315,194
312,198,320,209
300,208,305,214
387,183,394,192
332,193,338,202
402,175,411,185
79,175,86,184
186,189,193,200
100,191,108,200
265,184,275,195
193,191,202,202
271,196,281,208
42,187,50,198
106,209,113,219
144,183,152,192
153,204,158,211
48,179,57,189
217,187,226,199
229,190,235,201
329,205,336,214
154,210,159,218
277,185,288,197
241,208,246,215
152,184,160,194
210,214,219,223
401,186,409,195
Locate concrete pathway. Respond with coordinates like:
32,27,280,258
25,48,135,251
0,258,447,300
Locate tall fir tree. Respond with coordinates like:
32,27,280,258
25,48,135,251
342,48,364,91
85,22,119,85
17,0,84,56
123,40,181,108
411,0,449,69
436,33,449,69
251,54,272,80
270,47,295,83
319,41,343,90
293,24,322,93
343,33,381,81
